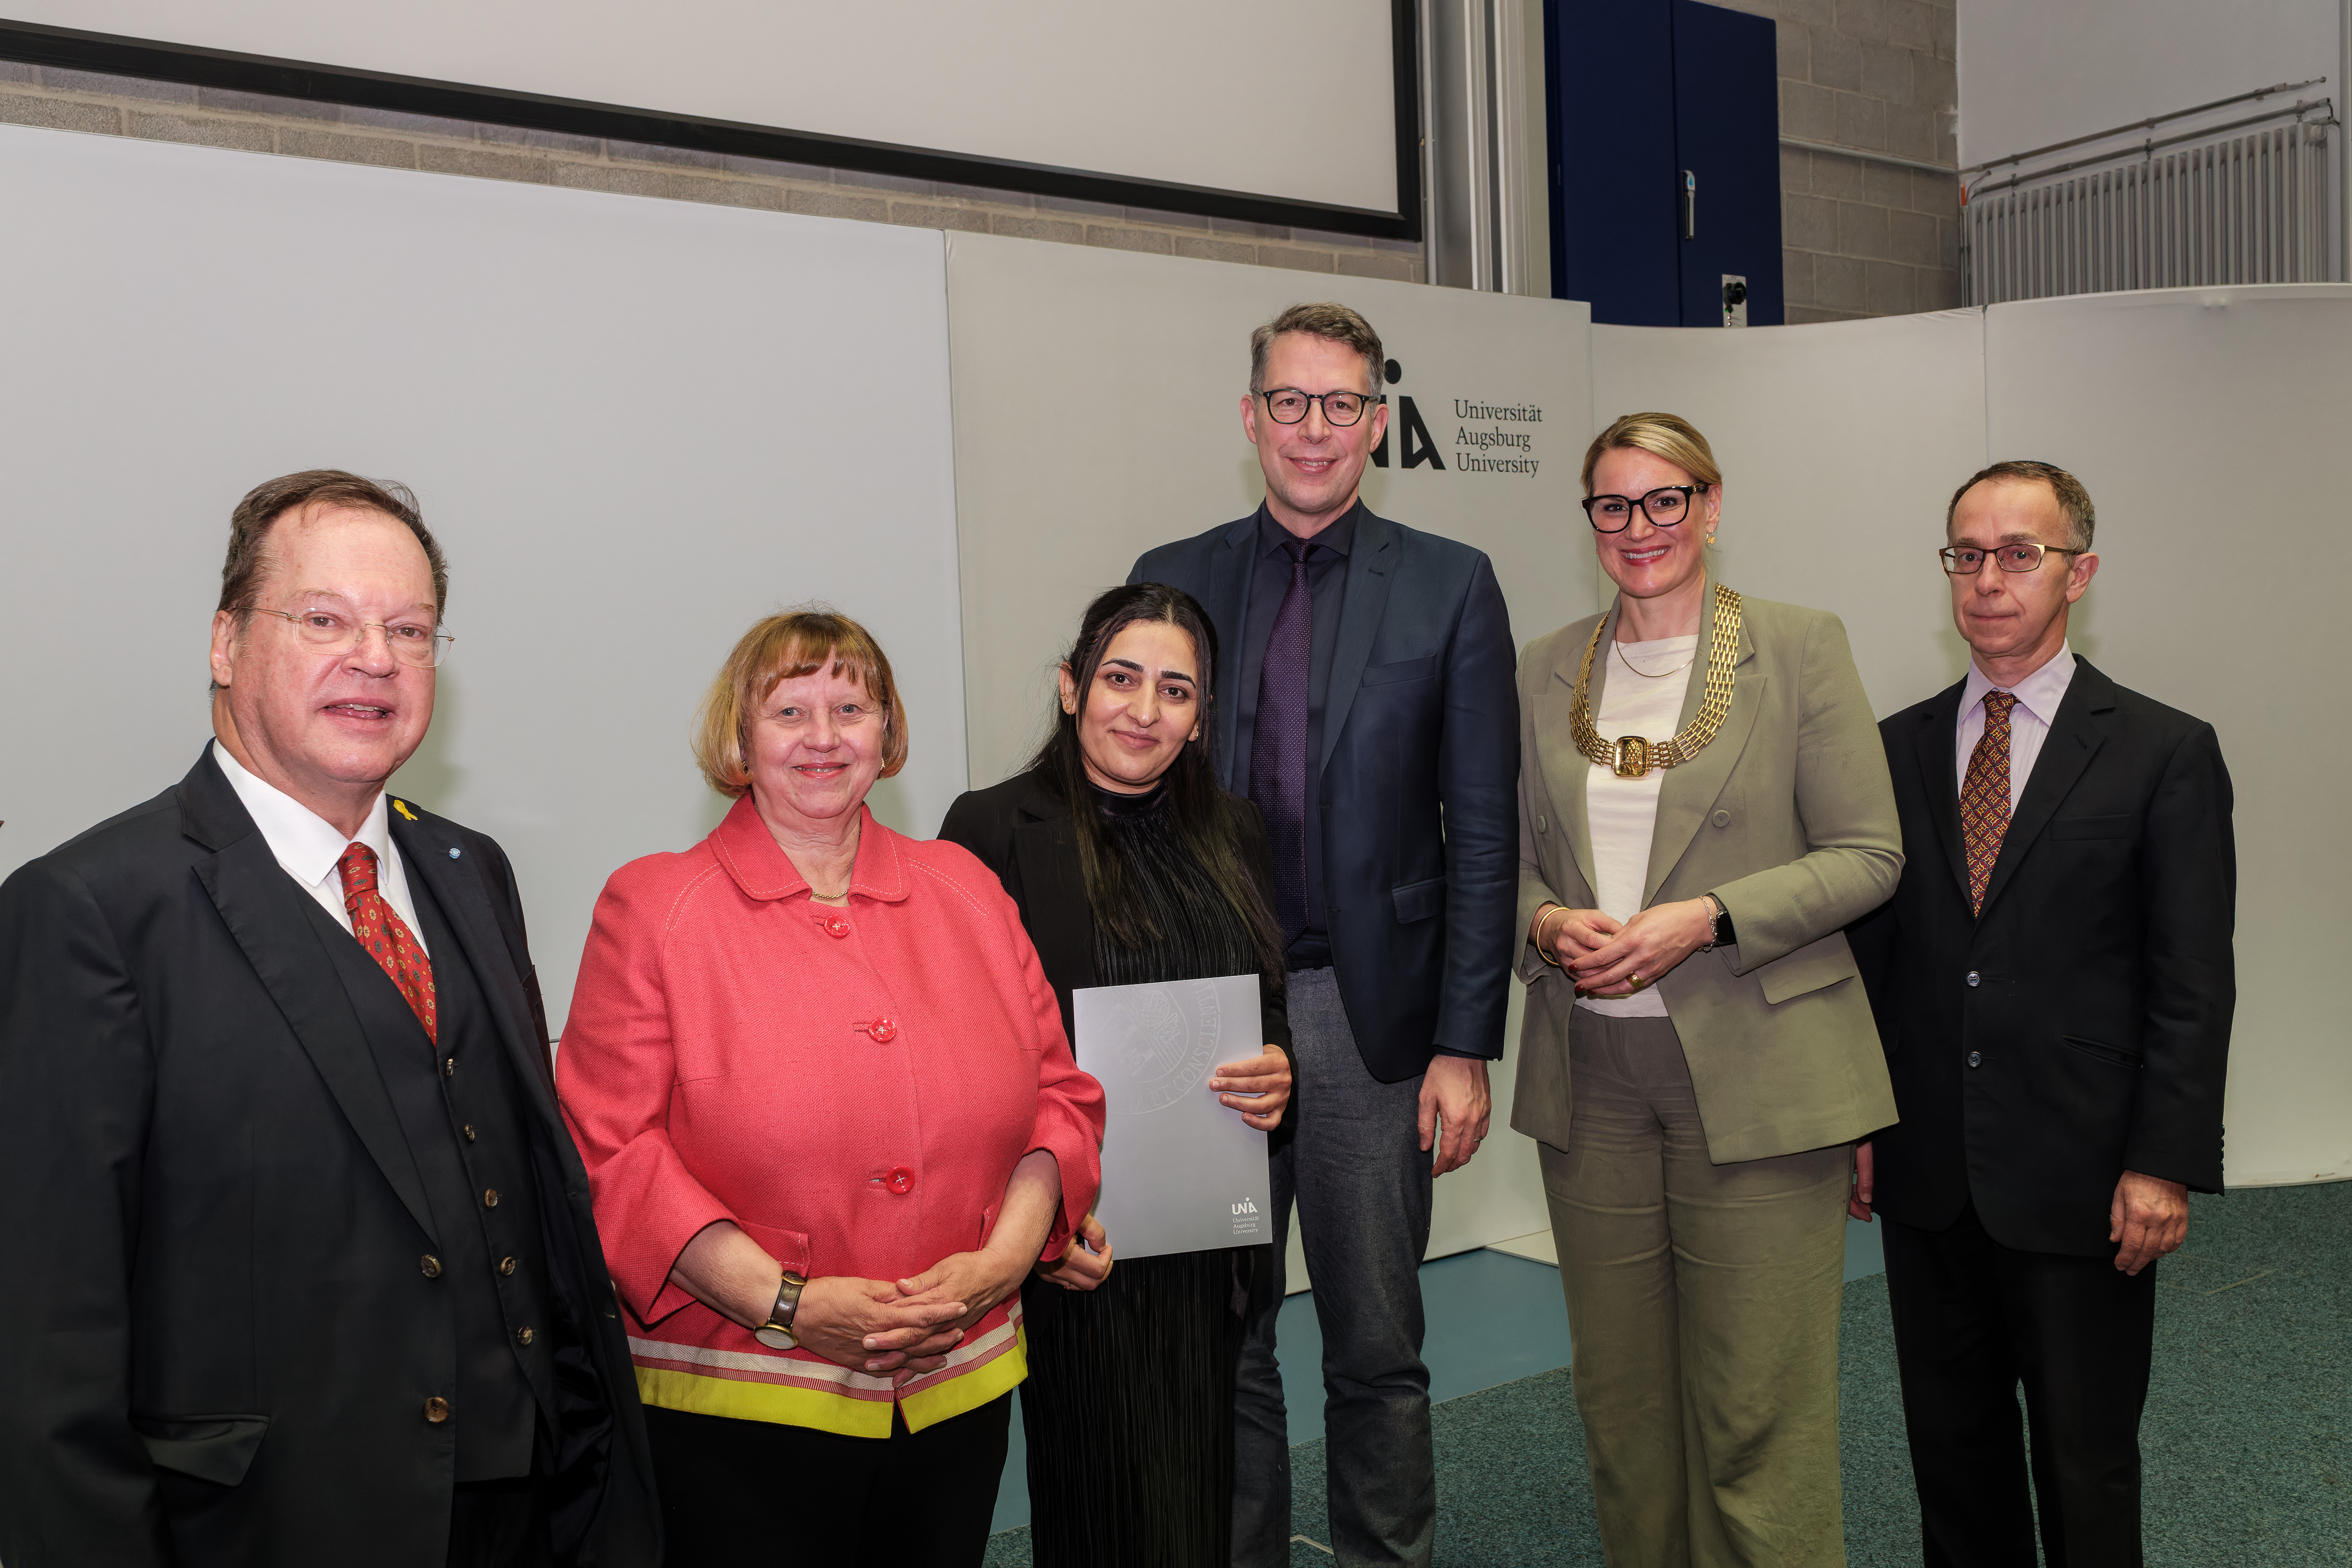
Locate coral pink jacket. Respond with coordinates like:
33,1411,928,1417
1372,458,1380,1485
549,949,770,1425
557,798,1105,1436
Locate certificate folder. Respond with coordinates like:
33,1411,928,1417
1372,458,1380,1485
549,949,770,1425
1071,974,1274,1261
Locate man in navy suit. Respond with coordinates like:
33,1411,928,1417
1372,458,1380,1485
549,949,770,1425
1131,302,1518,1567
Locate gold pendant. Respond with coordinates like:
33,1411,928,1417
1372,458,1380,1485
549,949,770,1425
1612,736,1652,778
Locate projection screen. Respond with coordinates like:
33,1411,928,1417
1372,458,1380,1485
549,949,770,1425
0,0,1415,234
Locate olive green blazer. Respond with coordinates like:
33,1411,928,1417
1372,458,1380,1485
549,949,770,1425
1511,575,1903,1164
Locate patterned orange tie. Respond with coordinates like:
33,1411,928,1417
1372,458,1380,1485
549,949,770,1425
1959,690,2019,917
338,842,437,1043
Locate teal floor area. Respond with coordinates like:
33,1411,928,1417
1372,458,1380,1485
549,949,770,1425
986,1187,2348,1563
991,1216,1883,1536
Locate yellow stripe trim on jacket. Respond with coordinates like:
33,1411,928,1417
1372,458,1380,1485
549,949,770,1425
635,1328,1028,1437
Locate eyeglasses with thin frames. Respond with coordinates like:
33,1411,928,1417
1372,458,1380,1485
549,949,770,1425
243,605,455,667
1259,388,1373,426
1938,543,2085,575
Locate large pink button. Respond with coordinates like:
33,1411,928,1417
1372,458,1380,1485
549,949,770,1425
886,1166,915,1194
866,1017,897,1043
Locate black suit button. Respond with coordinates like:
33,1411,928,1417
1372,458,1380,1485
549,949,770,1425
500,1256,518,1277
1965,971,1980,987
1967,1051,1982,1067
516,1327,535,1347
423,1397,451,1424
443,1057,457,1078
463,1124,476,1143
420,1254,442,1278
483,1188,499,1208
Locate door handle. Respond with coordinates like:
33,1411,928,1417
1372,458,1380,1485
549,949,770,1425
1681,170,1696,240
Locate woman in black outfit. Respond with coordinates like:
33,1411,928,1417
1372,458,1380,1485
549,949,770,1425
940,582,1295,1568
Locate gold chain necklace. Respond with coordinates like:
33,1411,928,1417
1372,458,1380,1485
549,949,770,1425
1570,583,1743,779
1612,638,1694,680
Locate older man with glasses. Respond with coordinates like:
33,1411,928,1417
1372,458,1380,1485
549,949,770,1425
1850,459,2235,1568
0,471,658,1568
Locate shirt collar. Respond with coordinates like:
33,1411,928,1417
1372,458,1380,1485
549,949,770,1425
1256,500,1359,559
1959,640,2077,730
211,739,391,891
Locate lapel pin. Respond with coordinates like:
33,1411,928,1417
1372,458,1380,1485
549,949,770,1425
448,847,462,860
392,800,419,822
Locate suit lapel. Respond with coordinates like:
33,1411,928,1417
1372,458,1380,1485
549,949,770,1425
1202,514,1259,790
182,760,438,1244
394,812,563,1122
1977,660,2117,920
1008,786,1098,1000
1319,508,1399,777
1910,683,1969,902
1643,583,1766,903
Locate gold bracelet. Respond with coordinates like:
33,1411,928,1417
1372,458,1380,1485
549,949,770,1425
1533,905,1570,966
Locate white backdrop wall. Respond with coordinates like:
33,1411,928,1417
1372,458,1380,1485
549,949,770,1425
942,232,1600,1270
0,122,969,1035
10,1,1399,216
1982,285,2352,1186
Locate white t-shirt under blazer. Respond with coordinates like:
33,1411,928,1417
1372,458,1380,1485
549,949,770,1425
1577,635,1698,1019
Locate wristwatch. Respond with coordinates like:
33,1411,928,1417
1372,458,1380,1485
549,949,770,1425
753,1272,806,1350
1697,894,1736,952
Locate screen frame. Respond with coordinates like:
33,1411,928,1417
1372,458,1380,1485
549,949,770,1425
0,7,1425,239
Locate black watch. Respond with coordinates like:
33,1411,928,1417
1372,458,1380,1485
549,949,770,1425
1703,894,1736,950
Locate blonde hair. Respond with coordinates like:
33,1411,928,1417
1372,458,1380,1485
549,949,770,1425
1582,411,1724,493
691,607,908,798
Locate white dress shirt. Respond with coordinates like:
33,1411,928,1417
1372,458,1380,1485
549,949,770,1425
1577,635,1698,1019
211,739,429,955
1954,641,2076,810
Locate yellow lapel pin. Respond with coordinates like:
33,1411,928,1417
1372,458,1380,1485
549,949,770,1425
392,800,419,822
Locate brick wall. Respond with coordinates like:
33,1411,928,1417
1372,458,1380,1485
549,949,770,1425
0,63,1424,283
1719,0,1961,322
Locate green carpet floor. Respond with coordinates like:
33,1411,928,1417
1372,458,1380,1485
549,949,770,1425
985,1183,2348,1565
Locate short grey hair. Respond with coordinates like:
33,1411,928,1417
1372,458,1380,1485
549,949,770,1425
1248,302,1385,398
1945,459,2096,550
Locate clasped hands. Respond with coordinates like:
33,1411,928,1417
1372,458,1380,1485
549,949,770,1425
1536,897,1716,997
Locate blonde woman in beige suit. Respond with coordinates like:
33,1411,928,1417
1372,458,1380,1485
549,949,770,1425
1515,412,1901,1567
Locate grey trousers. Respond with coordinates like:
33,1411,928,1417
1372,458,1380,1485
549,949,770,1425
1542,1009,1850,1568
1232,967,1436,1568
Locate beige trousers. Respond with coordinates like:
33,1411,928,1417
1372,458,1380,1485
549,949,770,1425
1540,1009,1850,1568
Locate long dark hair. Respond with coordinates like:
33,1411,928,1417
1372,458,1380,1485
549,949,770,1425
1032,583,1284,978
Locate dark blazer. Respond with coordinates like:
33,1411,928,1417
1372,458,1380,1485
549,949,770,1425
1129,506,1518,1081
0,750,659,1568
939,768,1293,1076
1850,658,2236,1256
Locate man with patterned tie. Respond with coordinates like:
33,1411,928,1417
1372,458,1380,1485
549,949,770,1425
1850,460,2235,1567
1130,303,1519,1567
0,472,657,1567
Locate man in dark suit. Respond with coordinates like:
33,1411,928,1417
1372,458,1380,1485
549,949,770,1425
0,471,658,1567
1130,302,1518,1567
1850,459,2234,1568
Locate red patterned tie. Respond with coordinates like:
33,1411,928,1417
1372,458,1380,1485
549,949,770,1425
338,842,437,1043
1959,690,2019,917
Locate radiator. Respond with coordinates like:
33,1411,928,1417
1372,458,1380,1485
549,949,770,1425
1963,122,2332,305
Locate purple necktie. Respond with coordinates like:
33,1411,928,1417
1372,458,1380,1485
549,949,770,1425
1251,538,1311,942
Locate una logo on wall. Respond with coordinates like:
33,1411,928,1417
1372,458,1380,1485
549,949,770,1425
1368,357,1547,479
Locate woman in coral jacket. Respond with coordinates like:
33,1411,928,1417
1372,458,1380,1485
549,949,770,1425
557,608,1106,1566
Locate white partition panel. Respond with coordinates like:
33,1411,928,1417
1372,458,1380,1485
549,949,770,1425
1590,310,1991,717
943,232,1599,1269
1985,284,2352,1186
0,123,966,1035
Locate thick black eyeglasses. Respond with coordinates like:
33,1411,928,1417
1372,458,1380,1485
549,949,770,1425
1939,543,2085,575
1582,486,1700,532
1260,388,1372,426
